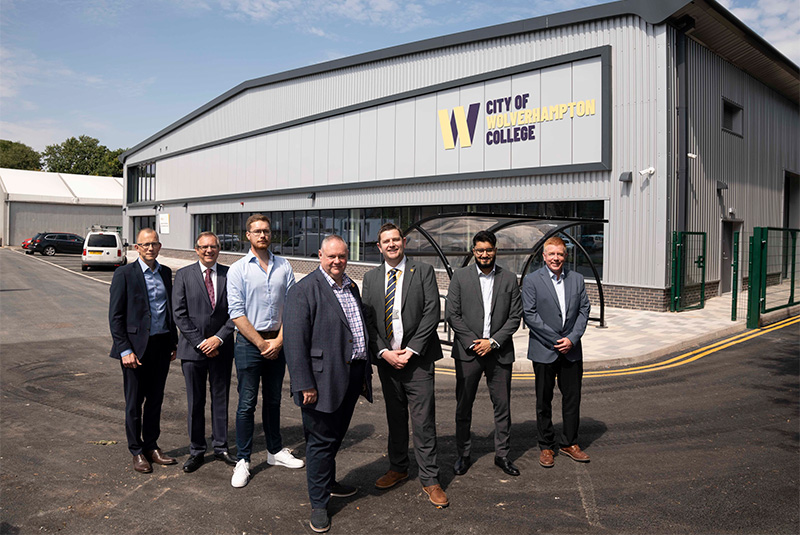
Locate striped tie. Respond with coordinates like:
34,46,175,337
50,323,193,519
385,268,398,340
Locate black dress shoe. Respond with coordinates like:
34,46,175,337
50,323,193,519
494,456,520,476
453,456,471,475
214,451,238,466
183,454,204,473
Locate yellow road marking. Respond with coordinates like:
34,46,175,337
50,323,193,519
435,316,800,380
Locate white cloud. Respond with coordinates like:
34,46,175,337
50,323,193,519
725,0,800,63
0,119,73,152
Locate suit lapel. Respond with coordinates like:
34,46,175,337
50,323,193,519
191,263,211,308
132,261,148,303
467,265,485,317
400,258,414,310
316,271,350,329
539,266,560,312
216,265,227,308
562,268,572,318
490,265,503,310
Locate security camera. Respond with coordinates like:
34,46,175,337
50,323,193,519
639,167,655,177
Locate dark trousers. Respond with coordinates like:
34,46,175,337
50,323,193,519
182,353,233,456
234,336,286,461
455,356,512,458
377,362,439,486
301,360,365,510
533,356,583,450
121,333,172,455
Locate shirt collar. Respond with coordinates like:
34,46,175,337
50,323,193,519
546,265,564,281
137,257,161,273
245,248,273,263
198,261,218,272
384,255,407,275
476,263,496,277
319,266,353,290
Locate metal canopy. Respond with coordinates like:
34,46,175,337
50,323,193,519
403,212,607,326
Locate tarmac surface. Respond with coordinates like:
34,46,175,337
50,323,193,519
1,248,799,534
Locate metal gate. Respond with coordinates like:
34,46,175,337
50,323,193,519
671,231,707,312
746,227,800,328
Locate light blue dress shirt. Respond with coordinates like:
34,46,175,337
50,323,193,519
120,258,169,358
227,249,295,331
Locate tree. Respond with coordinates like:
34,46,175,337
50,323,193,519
97,147,126,177
42,135,108,175
0,140,42,170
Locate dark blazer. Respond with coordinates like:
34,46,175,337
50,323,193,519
362,258,443,370
109,260,178,360
283,269,373,414
522,266,590,364
445,264,522,365
172,262,235,361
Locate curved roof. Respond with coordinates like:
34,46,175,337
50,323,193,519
0,168,122,206
121,0,798,163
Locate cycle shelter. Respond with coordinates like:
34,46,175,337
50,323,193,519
401,213,607,327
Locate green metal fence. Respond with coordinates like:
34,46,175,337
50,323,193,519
746,227,800,328
671,231,707,312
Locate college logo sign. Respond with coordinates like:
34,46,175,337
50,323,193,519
438,103,480,149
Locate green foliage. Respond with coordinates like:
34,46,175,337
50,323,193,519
41,135,127,177
0,140,42,170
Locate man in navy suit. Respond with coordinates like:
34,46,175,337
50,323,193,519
172,231,236,473
522,236,591,468
284,235,373,534
109,228,179,473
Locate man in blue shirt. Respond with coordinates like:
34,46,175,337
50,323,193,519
109,228,179,474
227,214,304,488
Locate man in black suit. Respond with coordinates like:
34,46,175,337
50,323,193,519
284,235,373,534
362,223,447,508
172,231,237,473
446,230,523,477
109,228,179,473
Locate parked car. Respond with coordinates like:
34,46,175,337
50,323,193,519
21,238,32,249
25,233,46,254
81,231,127,271
580,234,604,251
30,232,84,256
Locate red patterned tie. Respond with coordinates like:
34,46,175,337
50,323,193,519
205,268,215,310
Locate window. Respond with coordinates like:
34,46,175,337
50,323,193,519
127,162,157,203
722,99,743,136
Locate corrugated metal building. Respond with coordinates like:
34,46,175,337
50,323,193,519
0,168,123,246
119,0,799,311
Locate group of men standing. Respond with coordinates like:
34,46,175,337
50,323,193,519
108,215,591,534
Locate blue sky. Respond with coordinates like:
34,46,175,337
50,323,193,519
1,0,797,153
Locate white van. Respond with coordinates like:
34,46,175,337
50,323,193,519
82,231,127,271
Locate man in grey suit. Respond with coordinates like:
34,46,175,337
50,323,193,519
445,230,522,477
522,235,591,468
172,231,237,473
362,223,448,508
284,235,373,533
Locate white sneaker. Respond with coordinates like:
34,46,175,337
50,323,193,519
231,459,250,487
267,448,305,469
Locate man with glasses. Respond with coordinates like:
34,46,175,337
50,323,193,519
109,228,179,473
445,230,523,477
172,232,237,473
226,214,304,488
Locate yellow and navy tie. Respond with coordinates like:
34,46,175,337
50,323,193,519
385,268,399,340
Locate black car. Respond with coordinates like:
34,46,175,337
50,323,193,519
30,232,85,256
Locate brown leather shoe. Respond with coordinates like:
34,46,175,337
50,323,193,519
559,444,590,462
146,448,177,465
132,454,153,473
375,470,409,489
422,484,449,508
539,449,555,468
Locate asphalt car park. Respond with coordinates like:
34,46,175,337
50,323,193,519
17,247,123,284
1,248,798,534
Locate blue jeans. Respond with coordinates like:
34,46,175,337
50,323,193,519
234,336,286,461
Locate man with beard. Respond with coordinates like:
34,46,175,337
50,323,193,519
362,223,447,508
226,214,304,488
445,230,522,477
521,235,591,468
284,235,373,533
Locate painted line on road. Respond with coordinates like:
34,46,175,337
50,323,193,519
10,248,112,286
436,315,800,379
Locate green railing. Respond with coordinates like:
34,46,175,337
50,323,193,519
746,227,800,328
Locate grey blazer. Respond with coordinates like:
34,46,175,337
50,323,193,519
521,265,590,364
362,257,443,369
172,263,235,361
445,264,522,365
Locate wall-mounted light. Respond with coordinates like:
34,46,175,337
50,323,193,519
308,192,316,201
157,203,164,212
716,180,728,192
687,153,698,159
619,171,633,183
639,167,656,177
